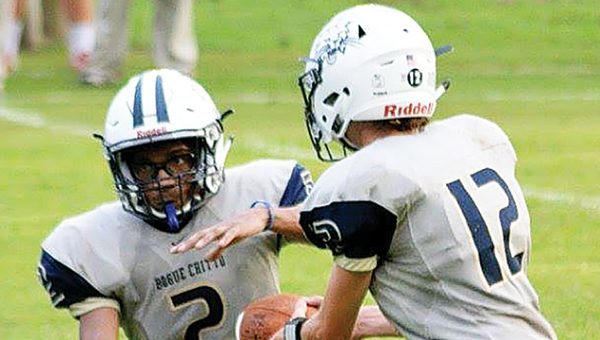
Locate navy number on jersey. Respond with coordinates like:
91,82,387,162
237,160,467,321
446,167,524,286
169,284,225,339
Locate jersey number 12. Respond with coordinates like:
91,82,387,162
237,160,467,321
446,167,524,286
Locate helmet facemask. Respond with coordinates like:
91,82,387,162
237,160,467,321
299,62,352,162
102,122,228,233
98,69,232,233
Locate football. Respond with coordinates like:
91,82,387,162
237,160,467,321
236,294,318,340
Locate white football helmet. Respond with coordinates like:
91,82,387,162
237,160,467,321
299,4,449,161
96,69,232,232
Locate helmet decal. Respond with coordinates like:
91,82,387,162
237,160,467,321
313,21,362,66
133,78,144,127
407,68,423,87
155,75,170,124
132,75,171,128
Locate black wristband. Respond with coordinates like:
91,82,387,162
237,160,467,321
283,317,307,340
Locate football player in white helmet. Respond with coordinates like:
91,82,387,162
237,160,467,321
173,4,557,340
37,69,315,339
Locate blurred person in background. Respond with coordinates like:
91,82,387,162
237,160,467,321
60,0,96,72
0,0,95,79
81,0,198,86
0,0,13,91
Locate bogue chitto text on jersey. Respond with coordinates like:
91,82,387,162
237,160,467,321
154,256,227,290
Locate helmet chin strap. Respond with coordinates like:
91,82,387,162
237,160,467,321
435,79,452,100
164,202,180,232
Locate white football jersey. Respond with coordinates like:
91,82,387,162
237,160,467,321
300,115,556,339
38,159,312,340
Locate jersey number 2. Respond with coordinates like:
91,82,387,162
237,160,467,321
446,167,524,286
170,285,224,339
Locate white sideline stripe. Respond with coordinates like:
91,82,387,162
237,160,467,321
0,107,94,137
6,90,599,109
534,263,600,273
2,106,599,213
524,188,600,213
483,92,600,102
242,135,315,160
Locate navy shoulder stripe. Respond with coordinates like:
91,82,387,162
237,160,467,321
37,250,109,309
279,163,313,207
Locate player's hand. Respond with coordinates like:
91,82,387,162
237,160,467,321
170,207,270,260
292,295,322,318
268,296,321,340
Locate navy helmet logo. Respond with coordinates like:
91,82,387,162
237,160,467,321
132,75,171,127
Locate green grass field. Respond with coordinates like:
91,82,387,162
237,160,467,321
1,0,599,338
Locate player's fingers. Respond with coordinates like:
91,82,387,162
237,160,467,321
217,228,241,248
205,245,224,261
170,226,219,253
170,239,194,253
190,224,231,250
304,296,323,308
291,298,308,318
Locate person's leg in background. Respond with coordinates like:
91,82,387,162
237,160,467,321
80,0,130,86
153,0,198,76
61,0,95,73
2,0,24,75
0,0,15,91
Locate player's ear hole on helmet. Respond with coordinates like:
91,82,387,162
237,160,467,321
323,92,339,107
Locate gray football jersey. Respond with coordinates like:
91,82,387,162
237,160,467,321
38,159,312,340
300,115,556,339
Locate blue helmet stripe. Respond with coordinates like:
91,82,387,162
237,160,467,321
155,75,169,123
132,78,144,127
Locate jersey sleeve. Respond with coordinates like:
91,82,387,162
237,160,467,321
299,155,423,272
38,216,126,318
37,250,120,317
37,250,106,308
299,200,397,271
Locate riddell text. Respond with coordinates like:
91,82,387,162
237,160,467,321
383,102,434,117
137,127,168,138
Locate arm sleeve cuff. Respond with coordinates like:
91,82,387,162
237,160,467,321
69,297,121,318
334,255,377,272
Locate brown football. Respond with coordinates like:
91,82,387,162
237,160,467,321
236,294,318,340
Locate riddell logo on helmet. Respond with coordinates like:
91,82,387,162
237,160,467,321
137,127,168,138
383,102,434,117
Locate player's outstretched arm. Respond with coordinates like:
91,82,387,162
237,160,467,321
79,307,119,340
171,206,305,260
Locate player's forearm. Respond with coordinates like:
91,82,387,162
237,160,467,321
271,206,306,242
352,305,400,339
